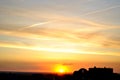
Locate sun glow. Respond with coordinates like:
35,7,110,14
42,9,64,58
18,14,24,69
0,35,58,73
59,68,65,73
54,64,69,74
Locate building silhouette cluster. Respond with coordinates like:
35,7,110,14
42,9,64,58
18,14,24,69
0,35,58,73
73,66,120,80
0,66,120,80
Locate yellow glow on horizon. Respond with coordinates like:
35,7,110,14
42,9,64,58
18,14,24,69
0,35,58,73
54,64,70,74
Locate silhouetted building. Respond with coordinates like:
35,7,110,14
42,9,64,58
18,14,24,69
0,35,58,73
73,66,118,80
0,67,120,80
73,68,88,80
88,66,113,80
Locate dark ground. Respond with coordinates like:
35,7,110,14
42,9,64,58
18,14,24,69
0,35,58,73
0,69,120,80
0,71,72,80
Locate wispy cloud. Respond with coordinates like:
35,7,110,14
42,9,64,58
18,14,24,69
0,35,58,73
0,40,80,53
0,40,119,56
1,6,119,30
82,5,120,16
0,3,120,58
0,28,120,56
18,21,55,31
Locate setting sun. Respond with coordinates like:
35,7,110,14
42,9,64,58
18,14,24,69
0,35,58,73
54,64,69,74
59,68,65,73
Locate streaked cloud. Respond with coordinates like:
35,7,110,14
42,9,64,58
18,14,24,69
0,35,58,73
0,0,120,73
83,5,120,16
19,21,55,30
0,6,119,30
0,28,120,56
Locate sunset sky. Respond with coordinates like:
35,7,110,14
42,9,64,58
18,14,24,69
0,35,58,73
0,0,120,73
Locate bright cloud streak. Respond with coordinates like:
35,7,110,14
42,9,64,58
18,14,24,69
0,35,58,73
19,21,55,30
0,41,84,54
0,39,119,57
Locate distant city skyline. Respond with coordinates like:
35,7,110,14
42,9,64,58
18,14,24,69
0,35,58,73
0,0,120,73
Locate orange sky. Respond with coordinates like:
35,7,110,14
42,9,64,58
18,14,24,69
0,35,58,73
0,0,120,73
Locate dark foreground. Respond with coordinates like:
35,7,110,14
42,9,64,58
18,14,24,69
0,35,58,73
0,67,120,80
0,72,72,80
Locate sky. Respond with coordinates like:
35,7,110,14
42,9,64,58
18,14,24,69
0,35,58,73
0,0,120,73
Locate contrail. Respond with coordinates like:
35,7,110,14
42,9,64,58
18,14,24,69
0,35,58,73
82,5,120,16
19,21,54,31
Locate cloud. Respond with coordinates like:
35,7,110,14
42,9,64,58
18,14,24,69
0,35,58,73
0,29,120,56
0,6,119,30
0,39,79,53
0,6,120,57
0,26,120,51
0,40,32,49
18,21,55,31
82,5,120,16
101,38,120,48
